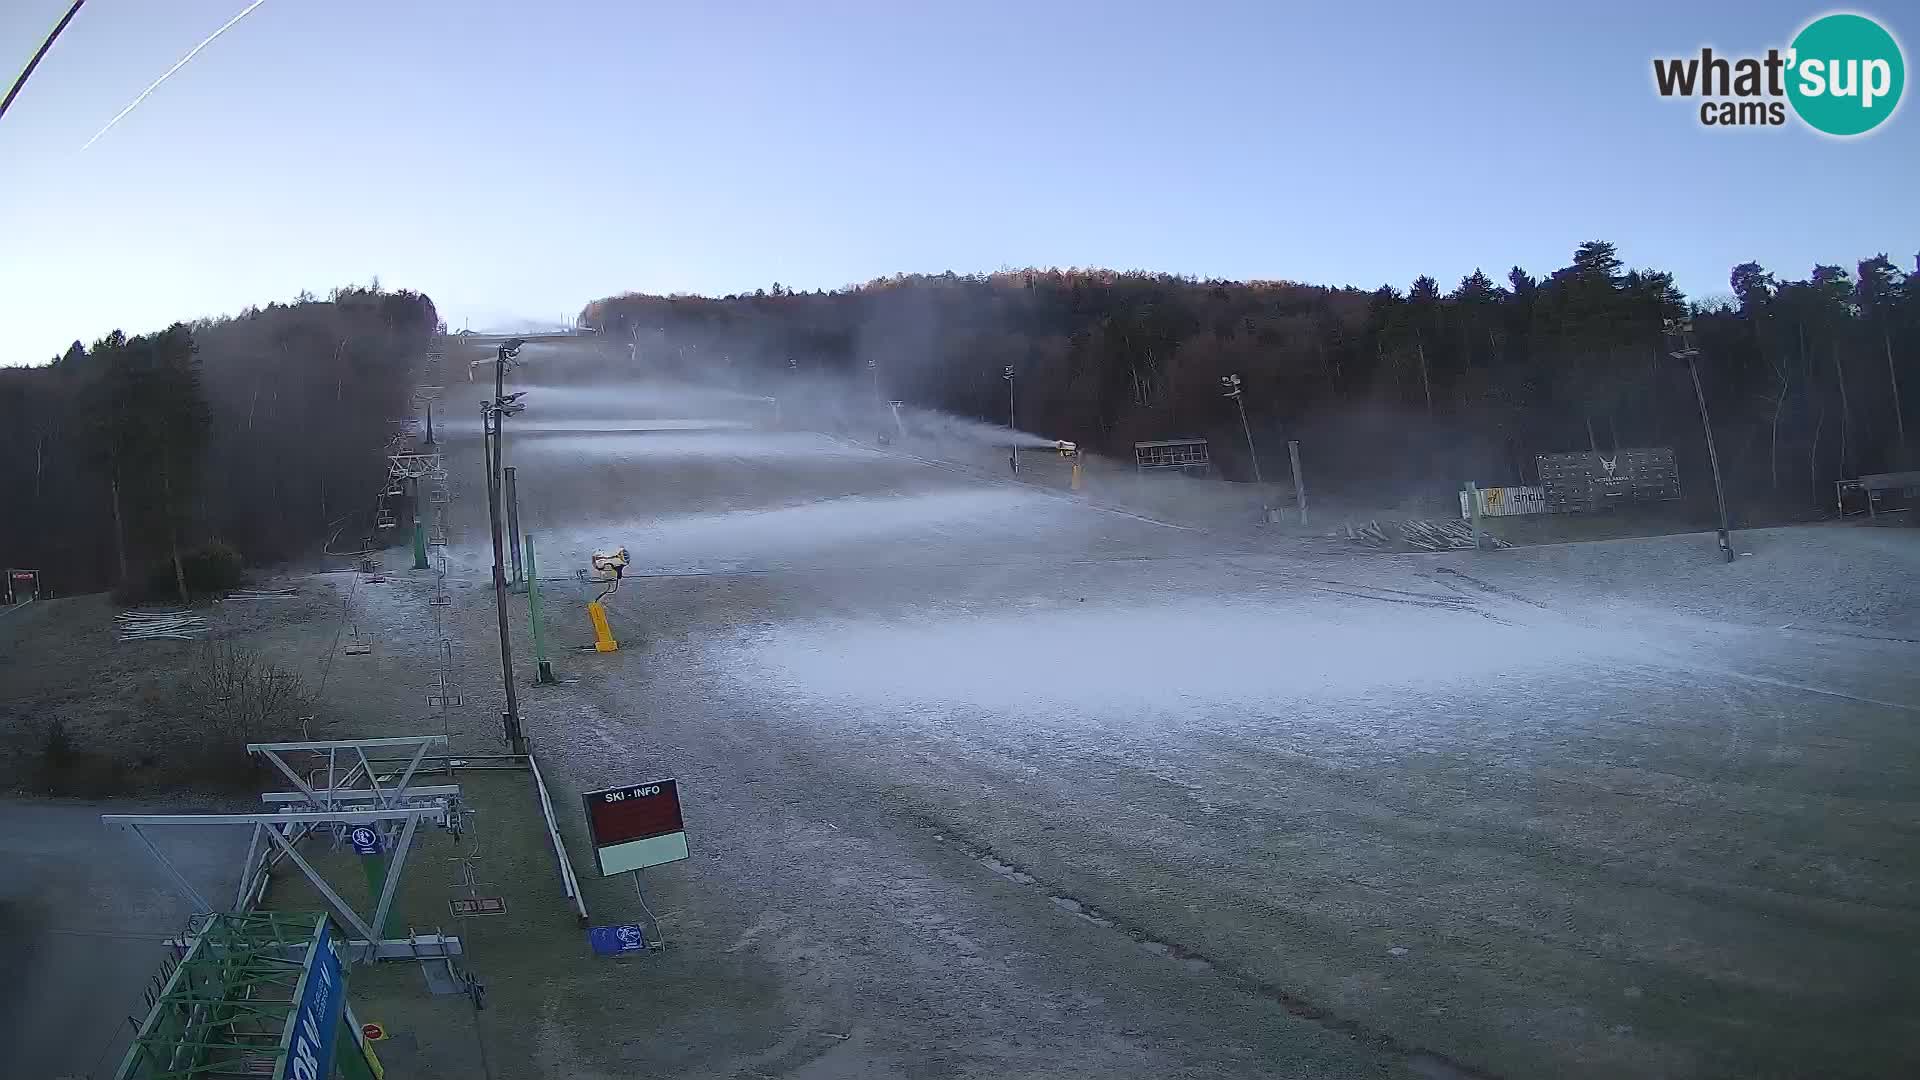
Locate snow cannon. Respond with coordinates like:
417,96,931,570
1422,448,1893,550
584,546,630,653
590,547,629,581
1054,441,1084,490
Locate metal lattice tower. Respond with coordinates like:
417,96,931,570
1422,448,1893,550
115,911,336,1080
418,344,453,549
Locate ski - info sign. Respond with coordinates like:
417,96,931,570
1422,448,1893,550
582,779,688,876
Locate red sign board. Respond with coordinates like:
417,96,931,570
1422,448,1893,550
581,779,688,876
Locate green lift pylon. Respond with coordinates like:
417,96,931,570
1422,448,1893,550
115,911,379,1080
527,532,557,684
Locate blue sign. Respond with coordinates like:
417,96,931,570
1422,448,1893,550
588,924,649,956
349,826,381,856
287,922,344,1080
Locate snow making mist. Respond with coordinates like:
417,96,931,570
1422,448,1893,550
716,365,1069,451
711,595,1656,742
438,417,758,435
897,407,1063,451
495,382,773,419
508,429,880,462
522,487,1069,574
434,378,776,436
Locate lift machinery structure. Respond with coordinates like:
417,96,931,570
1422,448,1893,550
112,910,383,1080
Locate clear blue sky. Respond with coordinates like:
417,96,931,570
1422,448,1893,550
2,0,1914,364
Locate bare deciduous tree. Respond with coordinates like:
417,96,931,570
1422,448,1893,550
176,642,309,749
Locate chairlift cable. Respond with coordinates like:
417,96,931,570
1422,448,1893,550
0,0,85,126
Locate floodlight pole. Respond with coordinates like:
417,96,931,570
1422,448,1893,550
1004,366,1017,473
493,347,510,481
484,342,527,753
1666,320,1734,564
505,466,523,588
1288,439,1307,525
1222,374,1263,484
1687,354,1735,563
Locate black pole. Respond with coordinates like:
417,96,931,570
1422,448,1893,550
1234,394,1263,484
505,466,523,588
1688,354,1736,563
484,386,526,753
494,351,509,480
1007,370,1017,473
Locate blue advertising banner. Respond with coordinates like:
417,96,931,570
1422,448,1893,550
284,921,345,1080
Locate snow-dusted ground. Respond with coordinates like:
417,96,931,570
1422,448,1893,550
431,376,1919,1079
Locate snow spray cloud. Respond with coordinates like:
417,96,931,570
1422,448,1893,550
493,381,773,419
888,403,1062,450
548,294,1079,453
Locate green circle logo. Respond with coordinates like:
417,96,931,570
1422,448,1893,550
1787,13,1905,136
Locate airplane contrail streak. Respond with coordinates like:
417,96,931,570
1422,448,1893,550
81,0,269,150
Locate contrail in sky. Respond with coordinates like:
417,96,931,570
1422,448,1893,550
81,0,269,150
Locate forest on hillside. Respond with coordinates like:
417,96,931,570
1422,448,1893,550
583,243,1917,517
0,287,438,599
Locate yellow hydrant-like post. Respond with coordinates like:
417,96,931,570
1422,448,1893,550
588,600,618,652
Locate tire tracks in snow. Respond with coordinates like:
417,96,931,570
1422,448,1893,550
902,810,1500,1080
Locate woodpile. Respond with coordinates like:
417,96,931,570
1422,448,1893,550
116,609,210,641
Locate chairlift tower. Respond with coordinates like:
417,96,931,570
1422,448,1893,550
113,911,375,1080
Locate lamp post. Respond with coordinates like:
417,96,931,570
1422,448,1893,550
483,338,528,753
1663,318,1734,563
464,328,604,751
1004,365,1017,473
1221,373,1263,484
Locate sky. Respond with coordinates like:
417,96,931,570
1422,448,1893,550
2,0,1916,365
